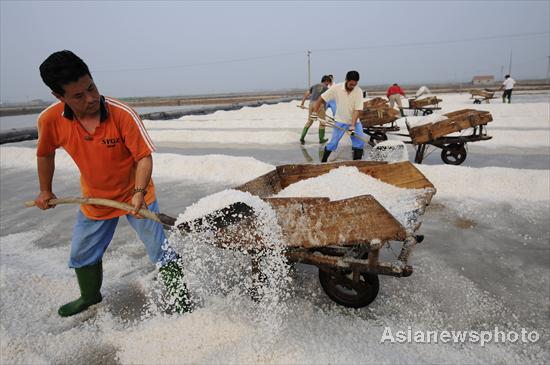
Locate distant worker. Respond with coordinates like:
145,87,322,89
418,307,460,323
499,74,516,103
326,74,337,117
314,70,366,162
299,75,332,144
386,83,406,117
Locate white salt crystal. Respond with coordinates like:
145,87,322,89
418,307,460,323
274,166,429,230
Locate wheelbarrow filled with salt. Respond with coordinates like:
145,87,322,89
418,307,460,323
194,160,436,308
28,160,435,308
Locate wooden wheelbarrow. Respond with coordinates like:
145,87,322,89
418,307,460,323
404,109,494,165
469,89,496,104
25,160,435,308
219,160,436,308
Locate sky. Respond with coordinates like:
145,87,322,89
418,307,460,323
0,0,549,103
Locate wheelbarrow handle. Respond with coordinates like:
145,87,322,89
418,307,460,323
24,197,256,233
24,197,163,223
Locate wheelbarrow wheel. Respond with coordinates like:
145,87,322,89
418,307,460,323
473,99,481,104
318,267,379,308
422,109,433,116
441,143,467,165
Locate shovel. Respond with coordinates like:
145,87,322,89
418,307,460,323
315,114,370,145
24,197,255,233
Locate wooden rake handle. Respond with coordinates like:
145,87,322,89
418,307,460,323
24,197,162,223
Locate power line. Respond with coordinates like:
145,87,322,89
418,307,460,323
94,30,548,73
95,50,304,73
310,31,549,53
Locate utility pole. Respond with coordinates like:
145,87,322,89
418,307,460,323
307,50,311,88
546,56,550,84
500,65,504,80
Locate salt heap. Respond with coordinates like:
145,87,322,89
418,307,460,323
170,189,291,330
274,166,430,231
175,189,266,225
370,140,409,163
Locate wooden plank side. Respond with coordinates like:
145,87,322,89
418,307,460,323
356,161,435,190
409,96,442,108
363,97,389,109
359,108,400,127
210,195,406,249
408,123,433,144
409,110,493,144
469,89,494,98
443,109,477,118
235,160,432,197
236,169,282,197
266,195,407,247
428,110,493,141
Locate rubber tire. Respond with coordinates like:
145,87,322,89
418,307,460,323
473,99,481,104
318,265,380,308
441,143,467,165
422,109,433,116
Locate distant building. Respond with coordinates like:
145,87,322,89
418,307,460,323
472,75,495,85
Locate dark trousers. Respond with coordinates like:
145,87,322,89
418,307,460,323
503,89,513,103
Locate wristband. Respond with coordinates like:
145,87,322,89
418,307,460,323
133,187,147,195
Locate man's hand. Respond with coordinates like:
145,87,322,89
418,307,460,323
34,191,57,210
130,192,147,218
348,125,355,135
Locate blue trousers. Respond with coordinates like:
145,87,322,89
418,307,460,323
325,120,366,151
69,200,177,268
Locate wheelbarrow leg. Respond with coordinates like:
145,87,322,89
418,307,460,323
414,144,426,164
367,242,381,270
398,235,418,265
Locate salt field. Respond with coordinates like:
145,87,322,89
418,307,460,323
1,92,549,364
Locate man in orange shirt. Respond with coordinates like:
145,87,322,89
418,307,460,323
34,50,190,316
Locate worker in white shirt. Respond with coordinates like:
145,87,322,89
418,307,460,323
313,70,366,162
499,74,516,103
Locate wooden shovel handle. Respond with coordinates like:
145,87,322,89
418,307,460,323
24,197,161,223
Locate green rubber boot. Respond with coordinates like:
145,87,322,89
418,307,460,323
58,261,103,317
319,128,328,144
159,259,192,314
300,127,309,145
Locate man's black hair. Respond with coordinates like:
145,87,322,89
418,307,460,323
345,70,360,81
321,75,331,83
504,74,510,78
39,50,92,95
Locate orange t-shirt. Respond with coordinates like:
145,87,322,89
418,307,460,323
37,96,157,220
